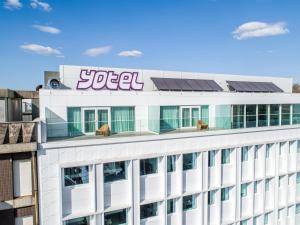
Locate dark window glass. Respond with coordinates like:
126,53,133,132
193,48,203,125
167,199,176,214
140,158,158,176
258,105,268,127
232,105,244,128
208,151,216,167
104,161,127,183
66,216,89,225
183,153,196,170
246,105,256,128
167,155,176,173
281,104,291,125
221,149,231,164
183,195,196,210
293,104,300,124
104,209,127,225
270,104,280,126
140,203,158,219
64,166,89,187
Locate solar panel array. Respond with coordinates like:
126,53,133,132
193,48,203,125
227,81,283,93
151,77,223,92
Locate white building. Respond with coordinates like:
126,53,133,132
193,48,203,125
38,65,300,225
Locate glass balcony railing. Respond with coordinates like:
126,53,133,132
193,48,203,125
45,115,300,142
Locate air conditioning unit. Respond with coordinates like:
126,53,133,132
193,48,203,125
44,71,61,89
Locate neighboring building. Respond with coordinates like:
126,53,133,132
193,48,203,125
0,89,39,225
293,84,300,93
38,65,300,225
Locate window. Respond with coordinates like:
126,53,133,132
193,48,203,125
84,109,96,133
297,140,300,153
208,190,216,205
254,145,259,159
270,104,280,126
67,107,82,136
254,181,258,194
293,104,300,124
104,209,127,225
241,146,249,162
264,213,269,224
240,219,248,225
265,179,271,192
279,142,285,155
246,105,256,128
160,106,179,131
296,204,300,214
167,199,176,214
104,161,127,183
140,158,158,176
111,107,135,133
65,216,89,225
140,202,158,219
258,105,268,127
183,195,196,211
297,172,300,184
182,108,191,128
221,149,231,164
208,150,216,167
183,153,197,170
167,155,176,173
266,144,272,158
232,105,244,128
279,176,284,188
64,166,89,187
221,187,230,201
241,183,248,197
253,217,258,225
281,104,291,125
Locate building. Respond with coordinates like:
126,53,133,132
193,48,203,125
38,65,300,225
0,89,39,225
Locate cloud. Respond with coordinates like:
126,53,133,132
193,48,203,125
32,25,61,34
4,0,22,9
83,46,111,57
20,44,62,57
233,21,289,40
118,50,143,57
30,0,51,12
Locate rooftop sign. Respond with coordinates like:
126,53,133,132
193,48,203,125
76,70,144,91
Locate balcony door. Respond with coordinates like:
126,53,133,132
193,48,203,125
82,107,110,134
180,106,200,128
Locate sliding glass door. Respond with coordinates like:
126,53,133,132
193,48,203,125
83,108,110,134
84,109,96,133
180,106,200,128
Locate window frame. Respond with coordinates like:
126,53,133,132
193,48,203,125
63,165,90,188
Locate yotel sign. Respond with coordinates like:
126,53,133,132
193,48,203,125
76,69,144,91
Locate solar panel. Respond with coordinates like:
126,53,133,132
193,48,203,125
151,77,223,92
227,81,283,93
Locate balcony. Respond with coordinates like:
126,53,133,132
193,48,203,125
0,122,37,153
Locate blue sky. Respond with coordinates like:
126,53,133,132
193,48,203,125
0,0,300,90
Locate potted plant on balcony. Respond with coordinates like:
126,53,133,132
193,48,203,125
22,122,35,143
0,123,8,144
9,123,22,144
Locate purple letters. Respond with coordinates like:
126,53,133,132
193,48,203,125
76,70,144,91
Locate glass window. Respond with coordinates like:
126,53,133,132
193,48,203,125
240,219,248,225
258,105,268,127
264,213,269,224
221,149,231,164
254,181,258,194
265,179,271,191
208,150,216,167
266,144,272,158
201,105,209,125
281,104,291,125
64,166,89,187
84,109,96,133
98,109,109,129
221,187,230,201
296,204,300,214
241,183,248,197
67,107,82,136
167,199,176,214
297,140,300,153
160,106,179,132
254,145,259,159
167,155,176,173
253,217,257,225
104,209,127,225
183,153,197,170
293,104,300,124
140,202,158,219
182,108,191,128
241,146,249,162
232,105,244,128
183,195,196,211
279,176,284,187
192,107,200,127
104,161,127,183
65,216,89,225
208,190,216,205
270,104,280,126
246,105,256,128
297,172,300,184
111,107,135,133
140,158,158,176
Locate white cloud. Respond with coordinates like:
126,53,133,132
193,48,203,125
20,44,62,56
83,46,111,57
33,25,61,34
30,0,51,12
4,0,22,9
233,21,289,40
118,50,143,57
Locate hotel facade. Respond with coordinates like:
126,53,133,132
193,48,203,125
38,65,300,225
